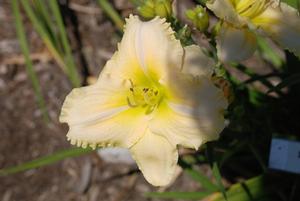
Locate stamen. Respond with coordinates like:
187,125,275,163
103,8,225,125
127,80,163,113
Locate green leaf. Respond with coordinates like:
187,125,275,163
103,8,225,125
257,36,284,68
20,1,81,87
268,73,300,93
211,175,268,201
281,0,300,10
145,191,211,200
0,147,93,176
11,0,49,122
184,167,219,192
97,0,124,31
212,162,227,200
20,2,65,70
32,0,60,49
48,0,81,87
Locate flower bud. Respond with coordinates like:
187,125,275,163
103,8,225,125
186,5,209,32
176,25,193,46
137,0,155,19
137,0,172,19
154,0,172,19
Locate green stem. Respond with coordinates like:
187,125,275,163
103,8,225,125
12,0,49,122
20,1,67,72
48,0,81,87
97,0,124,31
0,147,93,175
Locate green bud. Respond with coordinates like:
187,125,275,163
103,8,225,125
138,6,155,19
154,0,172,19
212,21,222,37
137,0,172,19
185,5,209,32
176,25,193,46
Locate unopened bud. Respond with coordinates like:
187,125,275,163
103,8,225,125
186,5,209,32
154,0,172,19
137,0,172,19
137,0,155,19
176,25,193,46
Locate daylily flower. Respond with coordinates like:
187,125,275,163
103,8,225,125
206,0,300,62
59,15,227,186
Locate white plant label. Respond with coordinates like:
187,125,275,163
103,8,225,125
269,138,300,174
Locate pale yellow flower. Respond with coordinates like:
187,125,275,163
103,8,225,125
206,0,300,62
59,15,227,186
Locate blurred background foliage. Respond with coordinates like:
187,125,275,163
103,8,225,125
1,0,300,200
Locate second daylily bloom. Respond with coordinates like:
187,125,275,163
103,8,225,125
206,0,300,62
60,15,227,186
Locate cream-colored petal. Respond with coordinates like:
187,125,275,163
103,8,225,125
217,23,257,62
130,129,178,186
60,83,127,125
252,2,300,57
150,77,228,149
181,45,215,77
234,0,269,19
206,0,244,25
108,15,183,84
66,106,148,149
60,77,148,149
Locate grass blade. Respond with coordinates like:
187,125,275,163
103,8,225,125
20,1,66,71
180,157,219,192
97,0,124,31
213,162,227,200
32,0,61,50
0,147,93,176
145,191,211,200
48,0,81,87
257,36,283,68
210,175,267,201
185,167,219,192
20,1,80,87
12,0,49,122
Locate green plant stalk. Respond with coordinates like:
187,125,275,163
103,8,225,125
257,36,283,68
179,157,219,192
145,191,211,200
0,147,93,176
248,144,267,172
97,0,124,31
12,0,49,122
48,0,81,87
32,0,61,51
20,1,67,71
185,167,219,192
211,175,267,201
212,162,227,200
